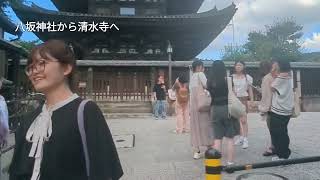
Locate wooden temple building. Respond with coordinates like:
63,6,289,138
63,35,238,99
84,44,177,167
12,0,237,102
0,12,27,99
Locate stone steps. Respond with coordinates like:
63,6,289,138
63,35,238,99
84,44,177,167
96,101,153,114
104,113,153,119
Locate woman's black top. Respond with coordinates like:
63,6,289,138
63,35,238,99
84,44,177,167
208,79,229,106
9,97,123,180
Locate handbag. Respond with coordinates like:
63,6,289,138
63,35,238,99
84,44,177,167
168,89,176,101
292,89,301,118
196,74,211,112
227,77,246,119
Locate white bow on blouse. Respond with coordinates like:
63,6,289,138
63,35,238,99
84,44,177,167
26,94,79,180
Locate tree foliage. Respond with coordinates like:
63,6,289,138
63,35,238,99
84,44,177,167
222,44,252,61
222,19,304,62
14,39,41,52
302,52,320,62
0,0,24,13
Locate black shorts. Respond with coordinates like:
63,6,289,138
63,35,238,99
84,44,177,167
211,105,240,139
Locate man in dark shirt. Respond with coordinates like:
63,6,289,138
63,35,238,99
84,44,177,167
153,75,167,120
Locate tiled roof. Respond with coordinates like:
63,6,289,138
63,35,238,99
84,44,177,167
50,0,204,15
0,39,28,56
12,2,237,61
0,13,22,36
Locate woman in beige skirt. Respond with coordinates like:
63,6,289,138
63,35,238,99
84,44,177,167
189,60,213,159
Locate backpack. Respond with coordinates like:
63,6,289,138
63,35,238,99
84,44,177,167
177,83,189,104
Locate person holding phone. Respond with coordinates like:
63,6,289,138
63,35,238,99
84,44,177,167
153,75,167,120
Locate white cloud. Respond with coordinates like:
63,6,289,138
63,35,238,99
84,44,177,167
302,33,320,52
197,0,320,59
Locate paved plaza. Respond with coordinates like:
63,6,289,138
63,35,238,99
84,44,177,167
2,113,320,180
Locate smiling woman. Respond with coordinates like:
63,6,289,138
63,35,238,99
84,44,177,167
9,39,123,180
25,40,76,93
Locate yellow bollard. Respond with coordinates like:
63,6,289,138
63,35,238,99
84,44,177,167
205,148,222,180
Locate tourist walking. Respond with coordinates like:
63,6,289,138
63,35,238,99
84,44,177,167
269,61,294,161
258,61,279,156
9,40,123,180
207,61,240,165
189,60,213,159
232,61,253,149
153,75,167,120
172,74,190,134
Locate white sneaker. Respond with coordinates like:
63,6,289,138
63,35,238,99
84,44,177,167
227,162,234,166
271,156,285,161
242,138,249,149
234,136,243,146
193,152,201,159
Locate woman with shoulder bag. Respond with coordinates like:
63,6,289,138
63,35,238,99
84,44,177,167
189,60,213,160
207,61,240,166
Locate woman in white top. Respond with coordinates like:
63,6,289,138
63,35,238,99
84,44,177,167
269,60,294,160
189,60,213,159
232,61,254,149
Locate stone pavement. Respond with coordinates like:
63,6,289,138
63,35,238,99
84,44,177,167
2,113,320,180
109,113,320,180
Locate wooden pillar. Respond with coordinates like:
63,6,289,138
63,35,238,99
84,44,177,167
150,67,156,100
133,72,137,100
12,54,19,83
296,70,302,98
0,50,6,78
73,70,80,93
87,67,93,99
189,65,193,79
117,71,121,100
0,27,3,39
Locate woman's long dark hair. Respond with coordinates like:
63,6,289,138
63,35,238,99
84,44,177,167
207,61,227,91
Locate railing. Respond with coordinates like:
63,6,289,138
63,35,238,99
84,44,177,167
78,78,152,101
301,69,320,96
79,88,152,101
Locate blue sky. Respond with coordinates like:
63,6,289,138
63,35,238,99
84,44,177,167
4,0,57,41
4,0,320,60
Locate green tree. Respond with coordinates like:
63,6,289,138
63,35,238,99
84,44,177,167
14,39,41,52
222,44,253,61
244,19,303,62
0,0,24,10
222,19,304,62
302,52,320,62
